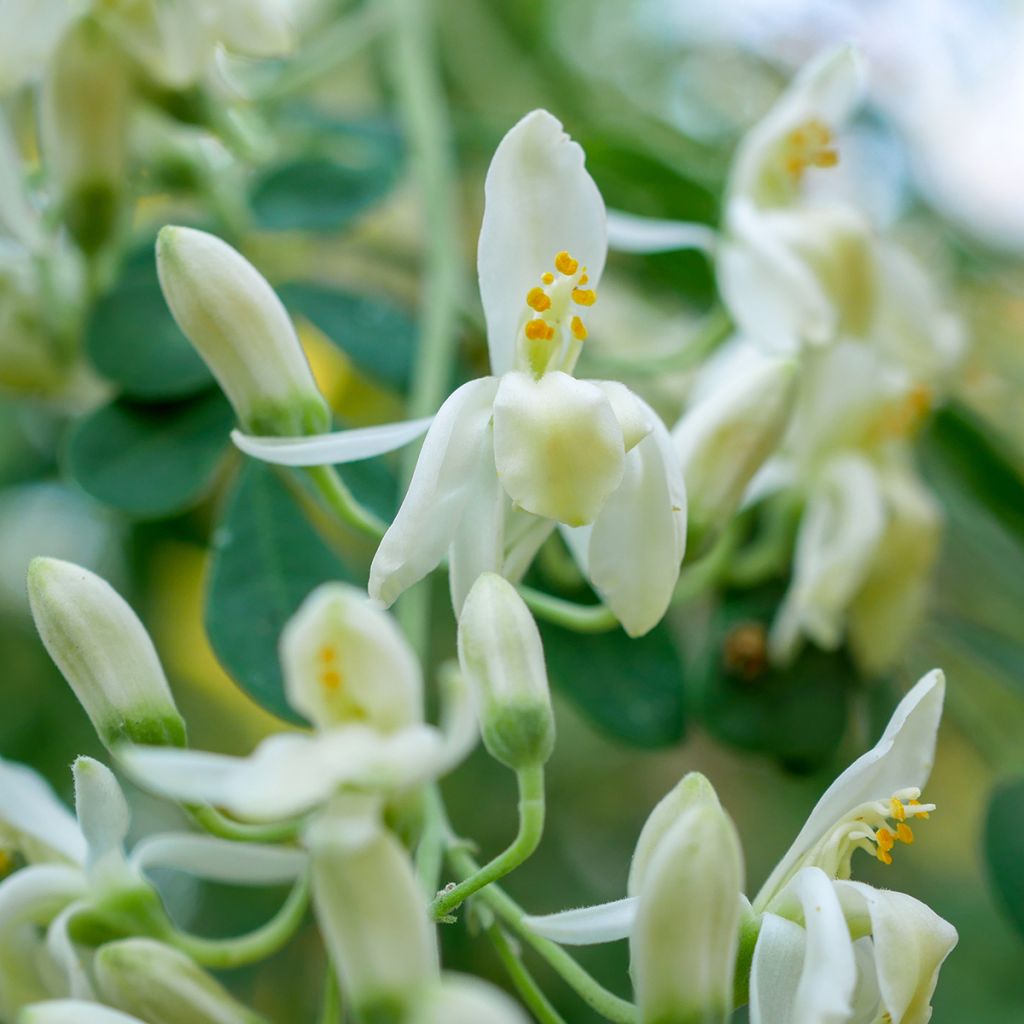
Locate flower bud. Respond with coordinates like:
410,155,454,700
629,782,744,1024
306,806,438,1021
19,1002,147,1024
41,19,128,254
27,558,186,750
412,975,530,1024
156,226,330,436
673,353,797,534
95,939,267,1024
457,573,555,769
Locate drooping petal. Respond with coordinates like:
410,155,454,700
71,758,131,888
492,371,624,527
756,670,944,908
523,897,638,946
478,110,606,376
587,380,653,453
280,582,423,732
46,900,95,999
0,757,85,866
749,913,806,1024
606,210,717,254
129,834,307,885
584,403,686,637
231,417,433,467
0,865,86,931
369,378,499,606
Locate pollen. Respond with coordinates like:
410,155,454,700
868,790,935,867
876,827,895,853
541,272,554,285
525,318,555,341
909,799,930,819
321,668,342,691
555,250,578,275
579,272,589,285
896,823,915,845
877,848,893,866
572,288,597,306
318,645,336,664
890,798,906,822
571,315,587,341
782,118,839,179
527,286,552,312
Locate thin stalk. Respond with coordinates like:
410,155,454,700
487,923,569,1024
189,804,304,845
318,964,343,1024
304,464,386,538
432,763,545,918
415,784,448,899
517,586,618,634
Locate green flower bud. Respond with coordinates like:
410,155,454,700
95,939,268,1024
27,558,186,750
156,225,330,436
457,573,555,769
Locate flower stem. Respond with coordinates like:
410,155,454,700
304,465,386,538
415,784,448,898
318,964,343,1024
189,804,305,844
432,763,545,918
487,922,569,1024
517,586,619,633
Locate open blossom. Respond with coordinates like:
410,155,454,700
232,110,687,637
523,670,956,1023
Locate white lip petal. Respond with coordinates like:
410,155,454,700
606,210,717,254
129,833,307,885
231,417,434,466
0,756,86,866
523,896,638,945
749,913,806,1024
478,109,606,376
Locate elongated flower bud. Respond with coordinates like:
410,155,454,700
673,355,797,534
27,559,186,749
156,226,330,435
458,573,555,769
630,784,744,1024
307,807,439,1021
412,975,531,1024
95,939,267,1024
41,19,128,254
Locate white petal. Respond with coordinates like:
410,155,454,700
492,371,624,527
129,833,307,885
502,510,556,584
47,900,95,999
749,913,806,1024
281,582,423,731
606,210,717,254
231,417,433,467
72,757,130,885
756,670,944,908
370,378,499,606
0,115,42,250
587,380,653,453
0,0,72,95
216,0,294,57
0,864,86,929
523,897,638,945
585,406,686,637
417,974,531,1024
20,1002,146,1024
478,109,606,376
0,757,85,866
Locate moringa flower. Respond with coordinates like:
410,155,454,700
232,110,686,637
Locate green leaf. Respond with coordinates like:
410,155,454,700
539,620,685,747
985,776,1024,942
279,282,416,392
67,391,233,518
85,251,213,400
206,461,352,721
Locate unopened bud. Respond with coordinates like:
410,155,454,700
674,354,797,534
19,1001,146,1024
27,559,186,750
629,778,744,1024
156,226,330,435
412,975,530,1024
458,573,555,769
41,19,128,254
95,939,267,1024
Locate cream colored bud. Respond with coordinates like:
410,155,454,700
95,939,267,1024
630,786,744,1024
458,573,555,769
674,356,797,534
412,975,531,1024
27,558,186,750
156,226,330,435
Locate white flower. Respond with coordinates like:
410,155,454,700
20,1002,148,1024
411,975,531,1024
233,110,687,637
121,583,477,821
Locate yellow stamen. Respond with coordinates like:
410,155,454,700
579,272,589,285
526,286,551,312
321,668,342,691
572,288,597,306
555,251,578,275
877,848,893,866
896,823,914,844
783,118,839,179
570,315,587,341
525,319,554,342
909,799,930,819
890,798,906,822
876,827,896,853
541,272,554,285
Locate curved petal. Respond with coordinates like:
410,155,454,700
523,897,638,945
370,378,499,606
0,864,85,928
129,833,307,885
749,913,806,1024
492,371,624,526
216,0,294,57
420,974,531,1024
19,1001,145,1024
46,900,94,999
478,110,606,375
0,757,85,866
606,210,717,254
756,670,944,908
584,404,686,637
71,758,131,887
231,417,433,467
0,0,73,95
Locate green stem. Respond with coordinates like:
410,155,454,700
432,763,545,918
415,785,448,899
487,923,569,1024
168,873,311,970
304,465,385,538
318,964,343,1024
189,804,305,845
518,586,618,634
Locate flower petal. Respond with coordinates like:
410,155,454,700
370,378,499,606
47,900,95,999
523,897,638,945
492,371,624,526
216,0,295,57
231,417,434,467
478,110,606,376
0,757,85,866
129,833,307,885
606,210,717,254
71,757,131,886
756,670,944,908
749,913,806,1024
417,974,531,1024
584,405,686,637
20,1002,146,1024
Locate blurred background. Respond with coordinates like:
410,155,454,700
1,0,1023,1021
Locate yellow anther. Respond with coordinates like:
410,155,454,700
526,286,552,312
321,668,342,691
783,118,839,179
541,272,554,285
890,798,906,822
579,272,589,285
909,800,930,819
876,827,895,853
525,318,554,342
570,315,587,341
877,848,893,866
896,823,915,845
319,646,336,664
555,251,578,275
572,288,597,307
